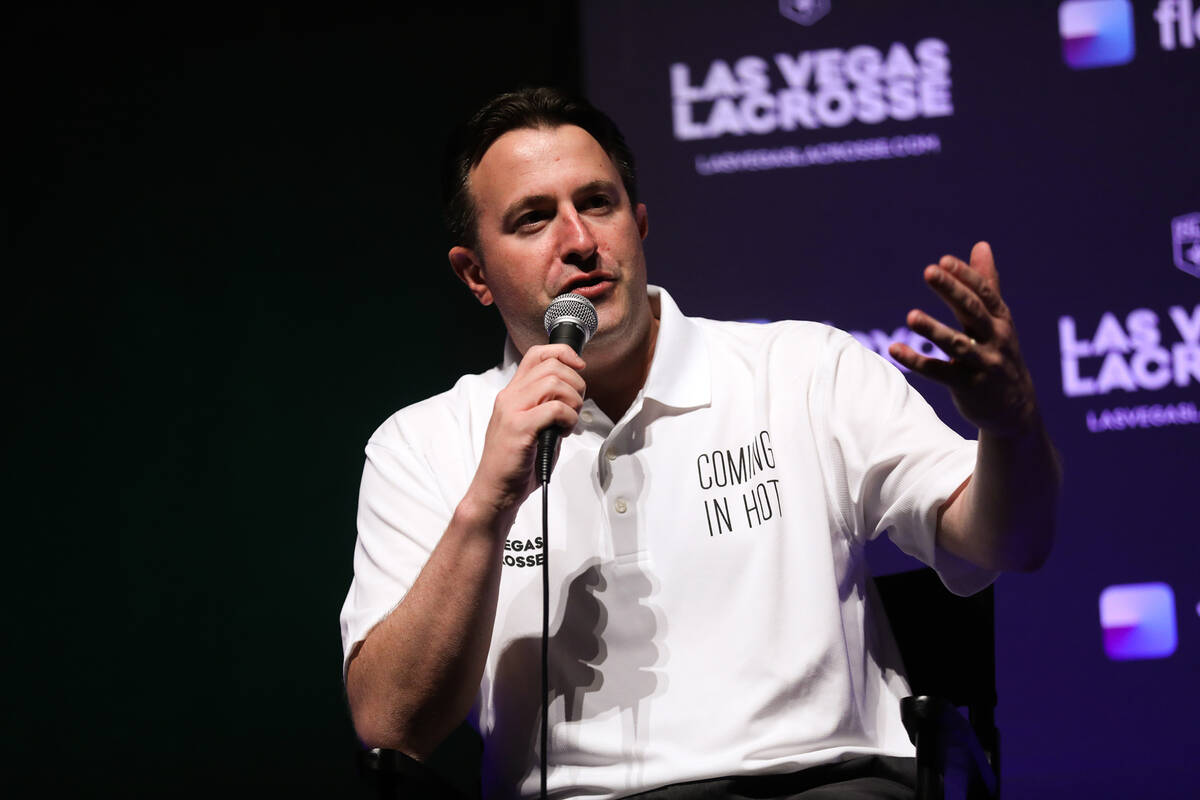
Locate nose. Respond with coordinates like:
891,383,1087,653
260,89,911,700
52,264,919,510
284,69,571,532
558,206,597,268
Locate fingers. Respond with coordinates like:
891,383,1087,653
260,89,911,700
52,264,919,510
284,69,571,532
522,356,587,399
515,343,585,377
500,344,588,431
508,366,585,415
523,372,586,416
924,262,997,340
520,399,583,434
888,342,965,388
934,244,1007,318
903,307,983,362
905,308,981,363
969,241,1000,294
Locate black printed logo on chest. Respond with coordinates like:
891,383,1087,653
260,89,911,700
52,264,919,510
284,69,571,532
501,536,544,568
695,430,784,536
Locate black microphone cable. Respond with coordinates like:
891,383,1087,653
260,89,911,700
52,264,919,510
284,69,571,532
540,475,550,800
536,294,597,800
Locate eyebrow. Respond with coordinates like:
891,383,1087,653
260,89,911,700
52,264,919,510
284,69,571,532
574,180,624,215
573,179,619,200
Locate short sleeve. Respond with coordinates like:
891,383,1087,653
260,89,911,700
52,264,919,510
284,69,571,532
815,330,997,596
338,435,455,680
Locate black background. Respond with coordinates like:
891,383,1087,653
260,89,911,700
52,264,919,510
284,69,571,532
7,2,578,794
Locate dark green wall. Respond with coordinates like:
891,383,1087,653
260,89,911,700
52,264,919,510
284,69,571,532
8,4,578,794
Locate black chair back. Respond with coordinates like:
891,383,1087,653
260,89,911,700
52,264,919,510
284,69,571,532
873,568,999,773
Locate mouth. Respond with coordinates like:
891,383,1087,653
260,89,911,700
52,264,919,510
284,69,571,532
560,273,616,299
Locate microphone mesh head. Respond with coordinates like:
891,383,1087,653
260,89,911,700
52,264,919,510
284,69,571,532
543,293,599,344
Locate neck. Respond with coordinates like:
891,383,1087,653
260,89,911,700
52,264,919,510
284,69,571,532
583,313,659,423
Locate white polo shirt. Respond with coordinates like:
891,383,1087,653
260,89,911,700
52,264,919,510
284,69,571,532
341,286,993,800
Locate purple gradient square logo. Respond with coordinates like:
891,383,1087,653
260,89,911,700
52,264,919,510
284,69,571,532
1099,582,1177,660
1059,0,1137,69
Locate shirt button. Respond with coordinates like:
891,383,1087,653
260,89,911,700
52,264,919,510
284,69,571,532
580,410,594,423
605,450,617,462
614,498,628,514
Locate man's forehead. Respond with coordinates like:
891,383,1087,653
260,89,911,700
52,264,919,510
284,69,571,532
469,124,619,206
477,123,604,167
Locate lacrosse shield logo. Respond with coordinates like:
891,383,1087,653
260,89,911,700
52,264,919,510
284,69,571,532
779,0,830,26
1172,212,1200,278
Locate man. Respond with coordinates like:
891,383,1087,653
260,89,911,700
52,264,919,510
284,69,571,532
340,88,1060,799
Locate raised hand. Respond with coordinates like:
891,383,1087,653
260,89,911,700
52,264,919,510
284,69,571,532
888,241,1039,435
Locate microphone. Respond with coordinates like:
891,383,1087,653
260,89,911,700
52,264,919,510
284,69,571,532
536,293,598,484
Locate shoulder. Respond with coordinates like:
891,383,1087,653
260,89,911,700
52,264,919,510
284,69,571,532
367,363,512,453
689,316,868,373
690,315,852,347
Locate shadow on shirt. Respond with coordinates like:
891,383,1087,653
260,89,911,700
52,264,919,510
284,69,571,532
487,556,668,794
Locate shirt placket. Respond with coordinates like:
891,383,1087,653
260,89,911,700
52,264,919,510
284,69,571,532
600,408,649,562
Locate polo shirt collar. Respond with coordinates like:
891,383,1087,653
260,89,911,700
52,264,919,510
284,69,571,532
641,285,710,411
498,285,712,412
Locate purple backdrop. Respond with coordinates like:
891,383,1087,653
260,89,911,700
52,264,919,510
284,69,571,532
583,1,1199,795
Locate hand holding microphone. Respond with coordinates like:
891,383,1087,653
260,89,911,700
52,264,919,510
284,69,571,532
536,294,599,484
465,294,597,522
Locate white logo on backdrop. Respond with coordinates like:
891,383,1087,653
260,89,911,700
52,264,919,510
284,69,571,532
1059,305,1200,397
779,0,830,26
670,39,952,142
1059,304,1200,432
1154,0,1199,49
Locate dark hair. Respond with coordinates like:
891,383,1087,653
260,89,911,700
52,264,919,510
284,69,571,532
442,87,639,249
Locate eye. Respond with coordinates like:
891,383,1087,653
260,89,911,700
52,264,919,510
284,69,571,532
582,194,614,212
516,210,551,229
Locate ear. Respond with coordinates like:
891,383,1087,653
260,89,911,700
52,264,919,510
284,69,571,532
635,202,649,241
448,246,493,306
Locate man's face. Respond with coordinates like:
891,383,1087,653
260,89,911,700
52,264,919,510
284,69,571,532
449,124,650,357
